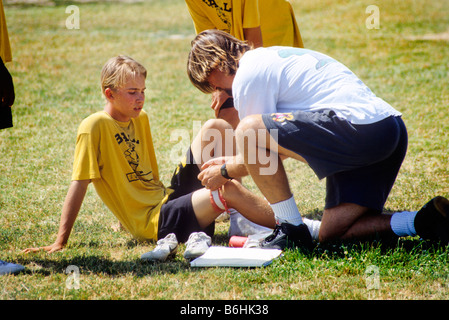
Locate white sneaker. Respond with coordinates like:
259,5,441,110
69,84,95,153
183,232,211,260
141,233,178,262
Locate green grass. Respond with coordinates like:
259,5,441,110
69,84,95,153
1,0,449,300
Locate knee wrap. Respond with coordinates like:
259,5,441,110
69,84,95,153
210,188,230,214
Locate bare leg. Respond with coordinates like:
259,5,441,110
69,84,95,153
192,180,276,229
190,118,235,169
235,114,307,204
319,203,394,242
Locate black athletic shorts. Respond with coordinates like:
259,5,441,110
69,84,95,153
262,110,408,212
0,105,13,129
157,148,215,242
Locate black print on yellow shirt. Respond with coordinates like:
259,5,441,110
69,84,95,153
126,171,153,183
202,0,231,12
114,132,152,183
202,0,232,32
114,132,140,145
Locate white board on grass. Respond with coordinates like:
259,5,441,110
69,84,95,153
190,246,282,267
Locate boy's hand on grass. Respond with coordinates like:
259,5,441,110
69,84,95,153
22,242,65,254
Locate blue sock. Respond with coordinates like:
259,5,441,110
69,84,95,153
390,211,418,237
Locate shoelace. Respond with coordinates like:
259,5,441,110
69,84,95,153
264,224,282,242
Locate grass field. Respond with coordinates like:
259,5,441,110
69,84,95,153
1,0,449,301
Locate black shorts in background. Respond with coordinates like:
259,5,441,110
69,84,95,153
0,106,13,129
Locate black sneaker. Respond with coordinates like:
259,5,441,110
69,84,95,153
261,222,314,251
414,196,449,244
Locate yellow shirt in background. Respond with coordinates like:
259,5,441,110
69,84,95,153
258,0,303,47
72,110,172,241
185,0,259,40
0,0,12,62
185,0,303,47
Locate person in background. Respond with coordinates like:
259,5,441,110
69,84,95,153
1,0,25,275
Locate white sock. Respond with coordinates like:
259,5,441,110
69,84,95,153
303,218,321,241
390,211,418,237
270,196,303,226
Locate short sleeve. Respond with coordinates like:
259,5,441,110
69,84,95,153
242,0,260,29
71,132,101,181
185,0,216,33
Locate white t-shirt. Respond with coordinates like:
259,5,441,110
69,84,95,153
233,47,401,125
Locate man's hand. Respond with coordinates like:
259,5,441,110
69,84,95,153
211,90,230,118
198,157,229,190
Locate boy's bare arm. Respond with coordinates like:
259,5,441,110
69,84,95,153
243,26,263,48
23,179,90,254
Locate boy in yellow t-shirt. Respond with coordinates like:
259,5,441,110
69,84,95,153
1,0,24,275
23,55,276,254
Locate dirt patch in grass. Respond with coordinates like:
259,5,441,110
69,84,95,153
406,30,449,41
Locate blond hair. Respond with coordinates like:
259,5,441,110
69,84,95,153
101,55,147,94
187,29,252,94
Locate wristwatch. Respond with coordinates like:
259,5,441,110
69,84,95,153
220,163,233,180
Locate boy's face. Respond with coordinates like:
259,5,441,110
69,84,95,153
106,74,146,122
208,69,234,97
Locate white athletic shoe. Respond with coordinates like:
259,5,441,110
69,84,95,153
141,233,178,262
183,232,211,260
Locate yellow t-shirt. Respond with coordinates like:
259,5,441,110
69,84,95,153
258,0,303,47
72,110,172,241
185,0,260,40
0,0,12,62
185,0,303,47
